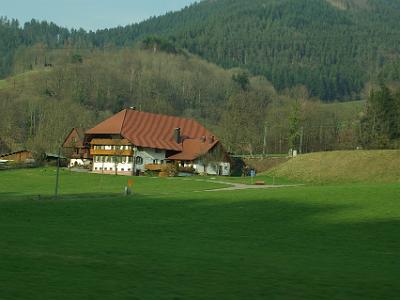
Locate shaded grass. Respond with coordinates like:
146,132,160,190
0,169,399,299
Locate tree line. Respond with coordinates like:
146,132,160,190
1,45,398,157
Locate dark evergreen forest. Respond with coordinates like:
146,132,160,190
1,0,400,100
0,0,399,154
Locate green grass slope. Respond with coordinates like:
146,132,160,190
0,169,399,299
267,150,400,183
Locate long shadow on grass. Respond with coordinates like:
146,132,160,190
0,190,399,299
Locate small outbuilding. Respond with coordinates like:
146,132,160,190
0,150,34,163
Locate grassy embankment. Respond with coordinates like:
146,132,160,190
266,150,400,184
0,167,399,299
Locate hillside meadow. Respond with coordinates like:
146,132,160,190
267,150,400,184
0,168,399,299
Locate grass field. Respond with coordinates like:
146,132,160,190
0,168,399,299
0,168,228,200
267,150,400,184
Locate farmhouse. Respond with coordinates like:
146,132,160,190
64,108,230,176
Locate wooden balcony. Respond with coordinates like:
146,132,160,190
145,164,163,171
90,149,133,156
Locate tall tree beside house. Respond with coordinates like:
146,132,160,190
218,91,270,155
360,85,400,148
288,100,302,152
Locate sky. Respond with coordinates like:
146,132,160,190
1,0,198,31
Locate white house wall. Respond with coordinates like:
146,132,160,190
91,145,230,176
194,162,230,176
93,161,134,174
134,148,166,171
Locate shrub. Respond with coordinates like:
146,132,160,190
161,164,178,177
178,166,195,174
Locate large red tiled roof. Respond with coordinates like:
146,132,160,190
167,138,218,161
86,109,219,156
86,110,126,135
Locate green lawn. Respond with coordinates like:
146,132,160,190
0,168,228,200
0,168,399,299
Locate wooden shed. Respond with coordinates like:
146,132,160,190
0,150,34,162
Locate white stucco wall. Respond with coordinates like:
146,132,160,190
93,161,134,173
134,148,166,171
194,162,230,176
92,154,134,173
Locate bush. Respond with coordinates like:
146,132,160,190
178,166,195,174
161,164,178,177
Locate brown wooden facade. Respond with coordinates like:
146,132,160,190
62,128,90,159
0,150,33,162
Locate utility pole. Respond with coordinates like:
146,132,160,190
263,122,268,157
54,148,61,200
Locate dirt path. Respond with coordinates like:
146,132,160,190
193,179,302,192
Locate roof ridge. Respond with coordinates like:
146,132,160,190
131,109,203,124
120,109,129,136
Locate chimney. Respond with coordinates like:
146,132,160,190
209,136,215,144
174,128,181,144
201,136,206,143
130,106,136,110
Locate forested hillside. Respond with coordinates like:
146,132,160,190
0,0,399,155
0,48,272,154
2,0,400,100
1,46,378,155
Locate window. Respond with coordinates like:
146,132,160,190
135,156,143,165
128,156,133,163
95,167,98,170
121,168,124,172
153,159,159,164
